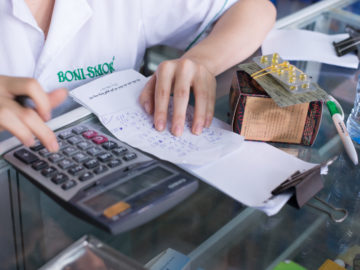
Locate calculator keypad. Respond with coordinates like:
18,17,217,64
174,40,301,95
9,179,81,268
9,124,149,200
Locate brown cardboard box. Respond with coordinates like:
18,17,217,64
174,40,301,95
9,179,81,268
229,69,323,146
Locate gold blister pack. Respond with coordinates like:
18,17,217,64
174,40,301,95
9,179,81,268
252,53,316,94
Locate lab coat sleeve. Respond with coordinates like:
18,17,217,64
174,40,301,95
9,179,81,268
141,0,238,51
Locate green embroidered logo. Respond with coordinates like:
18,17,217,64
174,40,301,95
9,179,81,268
57,57,115,83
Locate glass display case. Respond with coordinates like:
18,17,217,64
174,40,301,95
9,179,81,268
1,0,360,269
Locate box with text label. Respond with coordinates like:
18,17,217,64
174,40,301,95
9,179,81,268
229,69,323,146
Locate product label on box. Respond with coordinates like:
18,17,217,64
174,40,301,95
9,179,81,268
241,96,309,143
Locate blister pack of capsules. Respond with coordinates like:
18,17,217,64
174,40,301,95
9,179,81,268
252,53,316,94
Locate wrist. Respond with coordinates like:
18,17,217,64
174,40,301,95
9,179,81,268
179,54,216,77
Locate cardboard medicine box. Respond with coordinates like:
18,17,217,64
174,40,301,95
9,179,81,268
229,70,323,146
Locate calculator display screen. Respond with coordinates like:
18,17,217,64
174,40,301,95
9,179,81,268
83,166,173,212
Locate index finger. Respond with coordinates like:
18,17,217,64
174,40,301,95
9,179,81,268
153,63,175,131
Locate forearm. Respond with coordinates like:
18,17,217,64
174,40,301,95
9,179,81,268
182,0,276,76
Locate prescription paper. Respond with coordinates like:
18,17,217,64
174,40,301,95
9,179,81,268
70,70,243,166
189,141,315,211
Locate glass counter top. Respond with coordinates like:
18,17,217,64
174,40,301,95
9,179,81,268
1,0,360,269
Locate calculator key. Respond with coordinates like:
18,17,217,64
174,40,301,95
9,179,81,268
58,130,74,140
102,141,118,150
68,165,85,176
87,147,105,156
49,153,64,163
58,159,76,169
108,159,122,168
112,146,128,156
63,146,79,156
94,165,108,175
73,153,90,163
30,141,44,151
98,153,113,163
51,173,69,185
92,135,108,144
72,126,89,135
61,180,77,190
84,159,99,169
14,149,39,164
41,166,57,177
39,148,51,157
67,136,83,145
31,160,48,171
77,141,93,150
58,140,68,150
82,130,98,139
79,172,94,182
123,153,137,161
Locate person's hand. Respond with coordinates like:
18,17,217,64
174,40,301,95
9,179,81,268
139,58,216,136
0,75,68,152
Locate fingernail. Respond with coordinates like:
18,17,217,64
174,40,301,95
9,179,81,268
143,102,151,114
42,113,51,122
156,120,165,131
205,118,212,128
173,124,183,137
25,138,35,147
193,124,203,135
49,141,59,152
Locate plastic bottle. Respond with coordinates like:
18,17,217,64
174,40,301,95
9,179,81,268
346,76,360,144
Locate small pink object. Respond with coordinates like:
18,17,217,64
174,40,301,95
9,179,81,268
92,135,108,144
82,130,98,139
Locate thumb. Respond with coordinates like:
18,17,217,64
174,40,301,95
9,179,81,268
48,88,68,109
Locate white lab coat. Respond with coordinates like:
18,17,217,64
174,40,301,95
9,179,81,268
0,0,237,116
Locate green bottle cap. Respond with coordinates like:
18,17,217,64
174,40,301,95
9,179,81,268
326,101,340,116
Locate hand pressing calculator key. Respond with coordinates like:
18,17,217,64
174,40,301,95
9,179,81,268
4,123,199,234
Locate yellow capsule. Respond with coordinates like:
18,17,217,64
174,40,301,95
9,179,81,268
302,83,310,89
299,73,307,81
260,56,268,63
272,53,279,59
282,61,290,67
288,65,295,71
289,76,297,83
290,85,298,91
272,58,279,64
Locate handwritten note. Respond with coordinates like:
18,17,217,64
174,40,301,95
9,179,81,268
70,70,243,165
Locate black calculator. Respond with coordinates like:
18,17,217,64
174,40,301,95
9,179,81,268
4,123,199,234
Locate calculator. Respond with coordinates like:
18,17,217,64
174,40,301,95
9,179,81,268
4,123,199,234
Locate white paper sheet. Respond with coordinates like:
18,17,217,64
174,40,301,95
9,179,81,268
261,29,359,69
70,70,244,166
185,141,315,208
70,70,318,215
